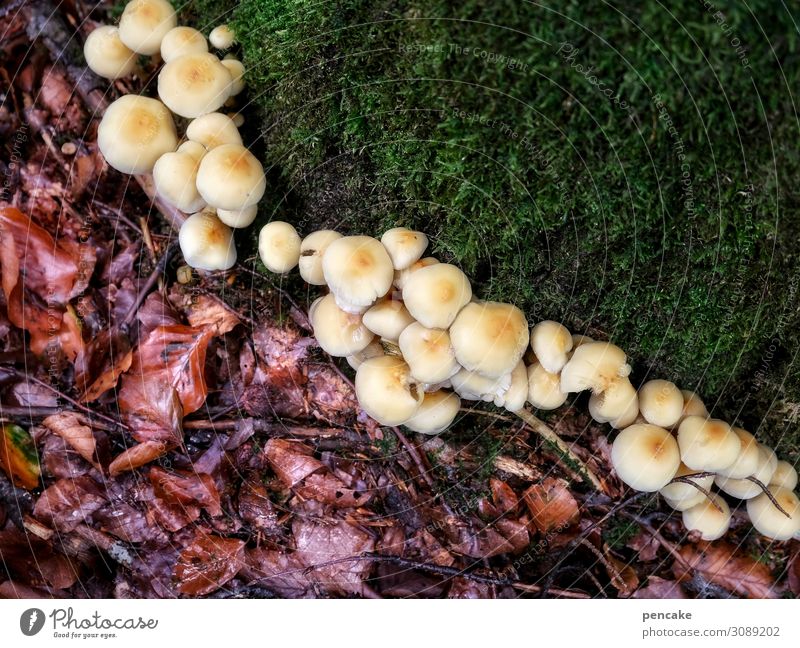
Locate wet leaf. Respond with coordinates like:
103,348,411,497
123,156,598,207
108,441,168,477
42,412,100,469
673,541,782,599
74,328,133,402
33,476,105,532
265,439,323,487
0,423,40,489
523,477,579,534
174,532,245,596
242,548,313,598
184,293,240,336
490,477,519,514
634,576,688,599
150,466,221,517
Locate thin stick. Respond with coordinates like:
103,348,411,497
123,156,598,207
514,408,603,492
745,476,791,518
668,473,722,512
122,241,178,326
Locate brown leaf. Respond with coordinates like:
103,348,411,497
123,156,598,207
174,532,245,596
118,324,212,444
42,412,100,469
490,477,519,515
74,328,133,402
93,502,153,543
238,480,280,534
33,476,105,532
633,576,688,599
523,477,580,534
673,541,782,599
150,466,221,517
602,545,639,597
789,550,800,596
184,293,240,336
108,441,168,477
295,472,372,508
242,548,313,598
628,529,660,562
265,438,324,487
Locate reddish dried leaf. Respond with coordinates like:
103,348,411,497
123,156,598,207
174,532,245,596
265,438,323,487
789,550,800,596
0,580,59,599
242,548,313,598
523,478,580,534
295,472,372,508
108,441,168,477
673,541,782,599
628,529,660,562
42,412,100,469
633,576,688,599
495,518,530,553
237,480,279,534
75,328,133,402
42,434,92,479
490,477,518,514
150,466,221,517
184,293,240,336
119,324,212,444
33,476,105,532
93,502,152,543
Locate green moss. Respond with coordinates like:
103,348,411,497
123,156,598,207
187,0,800,453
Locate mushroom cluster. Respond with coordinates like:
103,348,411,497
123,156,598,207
86,2,262,271
258,222,799,543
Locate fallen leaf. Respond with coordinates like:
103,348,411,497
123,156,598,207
174,532,245,596
108,441,168,477
673,541,782,599
150,466,221,517
238,480,279,534
74,328,133,402
265,438,324,487
633,576,688,599
602,544,639,597
242,548,313,598
0,423,41,489
523,477,579,534
490,477,519,515
184,293,240,336
32,475,105,532
93,502,153,543
42,412,100,469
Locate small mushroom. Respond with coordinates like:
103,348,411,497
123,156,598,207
677,416,741,471
560,341,631,394
659,462,714,505
494,360,528,412
160,26,208,62
209,24,236,49
571,334,594,348
178,210,236,271
152,150,206,213
398,322,460,384
310,294,374,357
610,423,681,492
394,256,438,290
355,356,423,426
715,427,761,479
97,95,177,174
220,58,245,95
769,460,798,491
450,368,511,402
158,53,233,118
217,205,258,228
177,140,207,163
380,227,429,270
257,221,301,273
638,379,683,428
715,444,777,499
118,0,177,55
402,263,472,329
186,112,243,149
321,236,394,313
83,25,136,80
679,389,709,422
196,144,266,210
588,377,638,425
403,390,460,435
526,362,568,410
682,493,731,541
449,301,529,379
746,486,800,540
362,299,415,343
298,230,342,285
530,320,572,373
345,340,385,370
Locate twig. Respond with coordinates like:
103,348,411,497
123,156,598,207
668,473,722,512
745,476,791,518
514,408,603,491
393,426,438,493
122,241,178,326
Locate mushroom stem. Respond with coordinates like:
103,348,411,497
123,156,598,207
513,408,604,492
745,475,792,518
666,474,722,512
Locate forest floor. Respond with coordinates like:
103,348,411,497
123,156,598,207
0,1,798,599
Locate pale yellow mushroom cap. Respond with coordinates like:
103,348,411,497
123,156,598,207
679,389,709,422
611,423,681,492
178,210,236,271
659,462,714,502
258,221,301,273
380,227,429,270
118,0,177,55
526,362,567,410
310,294,374,357
677,416,741,471
355,356,423,426
152,151,206,213
450,368,511,402
610,395,640,430
663,492,706,512
403,390,460,435
682,493,731,541
160,26,208,62
196,144,266,210
362,299,415,343
217,205,257,228
298,230,342,285
494,360,528,412
177,140,207,163
220,59,245,96
747,486,800,541
560,341,631,394
394,256,438,290
402,263,472,329
770,460,798,491
638,379,683,428
716,427,761,479
588,377,638,424
158,53,232,118
530,320,573,373
715,444,777,499
186,112,243,149
449,301,529,379
571,334,594,348
209,24,236,50
97,95,178,174
398,322,459,384
345,340,385,370
83,25,136,80
321,236,394,313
